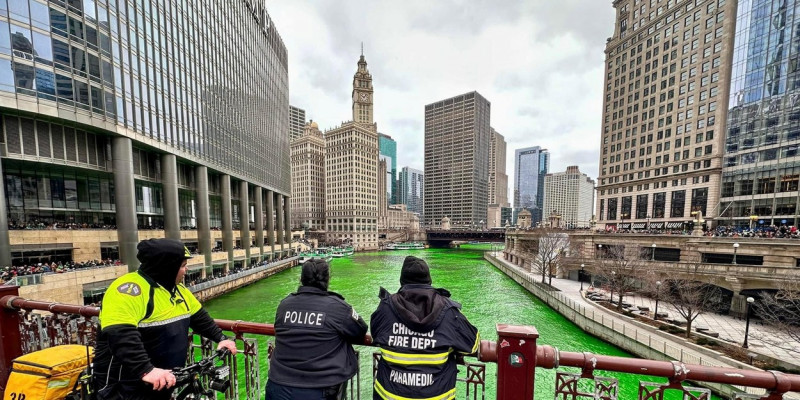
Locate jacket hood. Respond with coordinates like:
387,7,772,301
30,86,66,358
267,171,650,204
386,284,456,331
136,239,191,292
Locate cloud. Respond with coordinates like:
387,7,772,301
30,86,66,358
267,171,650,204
268,0,616,198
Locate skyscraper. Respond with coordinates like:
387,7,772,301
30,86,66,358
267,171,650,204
514,146,549,225
324,53,379,249
289,106,307,140
290,122,326,230
544,166,595,228
424,91,491,228
489,128,509,207
398,167,424,218
596,0,735,231
720,0,800,228
0,1,291,271
379,133,397,206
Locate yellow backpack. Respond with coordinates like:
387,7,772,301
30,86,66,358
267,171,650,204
4,345,93,400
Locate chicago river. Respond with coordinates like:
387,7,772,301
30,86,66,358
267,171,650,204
204,245,710,399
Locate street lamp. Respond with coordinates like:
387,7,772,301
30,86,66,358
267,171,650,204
743,296,755,348
733,242,739,264
580,263,585,291
651,243,656,261
654,281,662,321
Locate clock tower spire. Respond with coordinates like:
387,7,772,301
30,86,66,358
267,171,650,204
352,49,374,125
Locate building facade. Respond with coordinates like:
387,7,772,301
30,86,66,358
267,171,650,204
398,166,423,218
596,0,736,231
720,0,800,228
489,128,509,207
514,146,549,225
423,91,491,228
379,133,397,206
543,166,595,228
289,105,306,141
324,54,379,249
290,122,325,230
0,0,292,272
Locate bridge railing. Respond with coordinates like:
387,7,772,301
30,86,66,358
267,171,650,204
1,287,799,399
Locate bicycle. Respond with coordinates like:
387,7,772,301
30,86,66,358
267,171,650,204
66,348,232,400
172,348,232,400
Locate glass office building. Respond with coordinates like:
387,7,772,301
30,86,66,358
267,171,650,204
0,0,291,269
513,146,549,225
721,0,800,228
379,133,396,206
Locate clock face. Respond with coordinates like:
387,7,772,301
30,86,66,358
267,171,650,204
360,93,369,101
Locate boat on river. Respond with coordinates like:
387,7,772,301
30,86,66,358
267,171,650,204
393,242,426,250
299,247,333,263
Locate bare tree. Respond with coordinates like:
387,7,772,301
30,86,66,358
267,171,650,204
753,279,800,348
646,263,724,339
529,228,571,285
590,244,647,310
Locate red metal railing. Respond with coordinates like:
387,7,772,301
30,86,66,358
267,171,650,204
2,285,800,399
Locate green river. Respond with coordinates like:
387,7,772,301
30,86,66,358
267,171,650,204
204,244,713,399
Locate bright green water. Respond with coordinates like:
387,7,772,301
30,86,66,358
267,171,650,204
204,245,713,399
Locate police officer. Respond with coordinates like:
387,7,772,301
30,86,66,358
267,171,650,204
370,256,479,400
93,238,237,400
267,259,368,400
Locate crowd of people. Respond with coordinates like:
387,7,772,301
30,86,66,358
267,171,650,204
598,224,800,239
0,259,121,284
184,255,296,287
8,220,117,230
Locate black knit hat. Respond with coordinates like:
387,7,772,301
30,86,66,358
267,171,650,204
400,256,431,286
301,259,330,290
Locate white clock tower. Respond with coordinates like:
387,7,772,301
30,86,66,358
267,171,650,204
352,48,374,125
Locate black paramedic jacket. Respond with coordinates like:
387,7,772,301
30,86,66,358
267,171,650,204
370,284,480,400
268,286,368,388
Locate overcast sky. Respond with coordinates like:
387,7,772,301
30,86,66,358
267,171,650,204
268,0,616,188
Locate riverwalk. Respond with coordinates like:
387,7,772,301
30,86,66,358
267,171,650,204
486,252,800,399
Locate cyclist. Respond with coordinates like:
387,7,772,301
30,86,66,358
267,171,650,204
92,238,237,400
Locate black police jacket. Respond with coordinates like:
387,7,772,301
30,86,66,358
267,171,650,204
370,284,480,400
268,286,368,388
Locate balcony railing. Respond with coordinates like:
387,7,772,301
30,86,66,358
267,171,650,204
187,257,299,291
0,287,798,399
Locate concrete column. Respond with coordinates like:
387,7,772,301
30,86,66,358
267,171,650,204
254,187,264,258
161,154,180,240
221,175,233,272
283,194,291,251
240,181,251,264
0,160,11,267
195,166,211,277
112,137,140,271
276,193,285,254
266,189,275,260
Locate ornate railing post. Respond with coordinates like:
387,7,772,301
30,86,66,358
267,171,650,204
495,324,539,399
0,287,23,397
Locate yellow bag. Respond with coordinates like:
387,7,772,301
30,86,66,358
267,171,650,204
4,345,93,400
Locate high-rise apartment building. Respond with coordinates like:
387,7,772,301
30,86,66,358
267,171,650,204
489,128,510,207
424,92,491,228
379,133,397,206
324,54,379,249
543,166,595,228
596,0,736,231
514,146,549,225
720,0,800,228
290,122,326,230
289,106,307,140
0,1,291,273
398,167,424,218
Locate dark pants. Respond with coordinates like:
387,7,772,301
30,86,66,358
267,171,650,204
93,376,173,400
265,380,345,400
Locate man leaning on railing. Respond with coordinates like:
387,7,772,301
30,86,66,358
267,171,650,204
370,256,480,400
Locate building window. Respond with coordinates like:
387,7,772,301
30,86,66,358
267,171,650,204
670,190,686,218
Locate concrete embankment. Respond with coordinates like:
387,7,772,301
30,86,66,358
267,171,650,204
484,252,800,400
191,258,299,302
